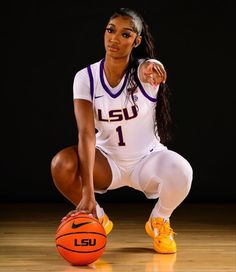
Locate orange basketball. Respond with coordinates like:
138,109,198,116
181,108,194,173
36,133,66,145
55,213,107,266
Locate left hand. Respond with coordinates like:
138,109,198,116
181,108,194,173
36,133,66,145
139,61,167,87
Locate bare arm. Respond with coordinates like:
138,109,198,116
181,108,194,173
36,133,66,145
73,99,97,216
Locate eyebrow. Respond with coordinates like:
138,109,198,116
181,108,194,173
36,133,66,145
107,23,134,32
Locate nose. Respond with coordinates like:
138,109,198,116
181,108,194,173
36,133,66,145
109,33,119,44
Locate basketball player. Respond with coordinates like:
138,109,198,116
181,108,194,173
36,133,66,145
51,8,193,254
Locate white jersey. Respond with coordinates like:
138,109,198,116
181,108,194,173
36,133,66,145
73,58,166,165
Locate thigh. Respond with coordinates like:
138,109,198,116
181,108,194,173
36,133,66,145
64,145,113,191
130,150,192,197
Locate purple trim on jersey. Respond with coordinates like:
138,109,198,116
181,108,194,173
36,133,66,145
100,59,129,98
87,65,94,100
134,72,157,102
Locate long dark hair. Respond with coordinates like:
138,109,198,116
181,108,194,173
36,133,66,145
110,8,172,144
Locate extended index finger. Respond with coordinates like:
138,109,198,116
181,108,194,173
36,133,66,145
153,64,167,83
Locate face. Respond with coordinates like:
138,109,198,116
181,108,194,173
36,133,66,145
104,16,141,59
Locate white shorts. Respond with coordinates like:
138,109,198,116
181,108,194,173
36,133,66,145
95,146,168,199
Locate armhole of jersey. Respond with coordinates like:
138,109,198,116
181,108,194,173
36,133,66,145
87,65,94,100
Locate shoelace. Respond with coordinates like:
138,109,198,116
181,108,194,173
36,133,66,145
152,218,175,238
99,214,108,226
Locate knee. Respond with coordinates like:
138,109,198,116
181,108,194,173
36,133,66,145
51,148,78,181
169,159,193,191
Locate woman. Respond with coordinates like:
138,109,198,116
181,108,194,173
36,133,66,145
51,8,193,254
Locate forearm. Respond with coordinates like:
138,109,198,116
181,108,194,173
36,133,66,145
78,132,96,193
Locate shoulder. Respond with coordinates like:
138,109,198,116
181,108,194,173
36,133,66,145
74,59,102,80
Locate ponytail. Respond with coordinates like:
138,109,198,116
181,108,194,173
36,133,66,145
110,8,172,144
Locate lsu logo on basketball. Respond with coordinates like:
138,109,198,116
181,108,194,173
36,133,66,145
98,105,138,122
74,238,97,246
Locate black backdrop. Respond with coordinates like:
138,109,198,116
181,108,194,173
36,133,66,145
2,1,235,203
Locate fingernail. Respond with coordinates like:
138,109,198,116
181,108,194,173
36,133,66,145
75,212,81,215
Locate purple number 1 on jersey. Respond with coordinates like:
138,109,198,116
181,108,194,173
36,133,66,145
116,126,126,146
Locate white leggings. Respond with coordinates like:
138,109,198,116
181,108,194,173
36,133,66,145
96,149,193,219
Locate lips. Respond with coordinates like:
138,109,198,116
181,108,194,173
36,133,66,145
108,45,119,52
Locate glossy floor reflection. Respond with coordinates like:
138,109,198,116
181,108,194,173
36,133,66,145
57,253,176,272
0,202,235,272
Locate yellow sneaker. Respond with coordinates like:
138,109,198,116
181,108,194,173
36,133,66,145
145,217,176,254
99,213,113,235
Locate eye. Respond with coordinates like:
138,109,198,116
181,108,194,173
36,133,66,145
106,27,114,33
122,32,131,38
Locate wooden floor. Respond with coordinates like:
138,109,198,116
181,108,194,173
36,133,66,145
0,202,235,272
